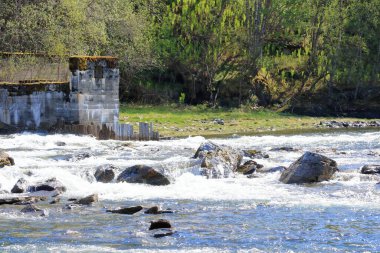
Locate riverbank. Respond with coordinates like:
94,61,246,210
119,105,380,138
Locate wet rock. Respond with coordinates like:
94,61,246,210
116,165,170,186
49,198,60,204
280,152,338,184
94,165,116,183
0,196,45,205
29,178,66,193
11,178,29,193
153,229,175,238
70,151,91,162
0,151,15,168
144,206,174,214
21,204,49,217
237,160,263,175
20,204,42,213
149,219,172,230
243,150,269,159
257,166,286,173
360,165,380,175
194,141,243,178
107,205,143,215
74,194,98,205
55,141,66,146
270,147,299,152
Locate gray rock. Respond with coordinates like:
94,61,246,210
49,198,60,204
11,178,29,193
279,152,338,184
21,204,49,217
194,141,243,178
0,196,45,205
74,194,98,205
117,165,170,186
0,151,15,168
94,165,116,183
107,205,143,215
29,178,66,193
149,219,172,230
361,165,380,175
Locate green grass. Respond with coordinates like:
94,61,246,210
119,104,377,138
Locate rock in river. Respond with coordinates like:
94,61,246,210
74,194,99,205
149,219,172,230
11,178,29,193
116,165,170,186
237,160,263,175
107,206,143,215
279,152,338,184
29,178,67,193
360,165,380,175
194,141,243,178
0,151,15,168
94,165,116,183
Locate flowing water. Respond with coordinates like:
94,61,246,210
0,130,380,252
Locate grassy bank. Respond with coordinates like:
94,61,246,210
119,104,378,138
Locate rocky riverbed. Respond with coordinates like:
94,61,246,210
0,130,380,252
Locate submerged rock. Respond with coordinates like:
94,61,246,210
194,141,243,178
74,194,98,205
360,165,380,175
270,147,299,152
107,206,143,215
29,178,66,193
243,150,269,159
153,229,175,238
94,165,116,183
256,166,286,173
11,178,29,193
144,206,174,214
149,219,172,230
0,151,15,168
116,165,170,186
0,196,46,205
70,151,92,162
55,141,66,147
279,152,338,184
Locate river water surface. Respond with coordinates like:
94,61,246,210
0,130,380,252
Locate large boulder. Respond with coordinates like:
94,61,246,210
94,165,116,183
0,151,15,168
360,165,380,175
29,178,67,193
116,165,170,186
194,141,243,178
279,152,338,184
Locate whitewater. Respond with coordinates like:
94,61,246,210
0,130,379,252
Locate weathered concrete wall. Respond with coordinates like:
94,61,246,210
70,59,120,125
0,83,72,129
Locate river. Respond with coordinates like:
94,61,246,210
0,130,380,252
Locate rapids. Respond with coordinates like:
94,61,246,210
0,130,380,252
